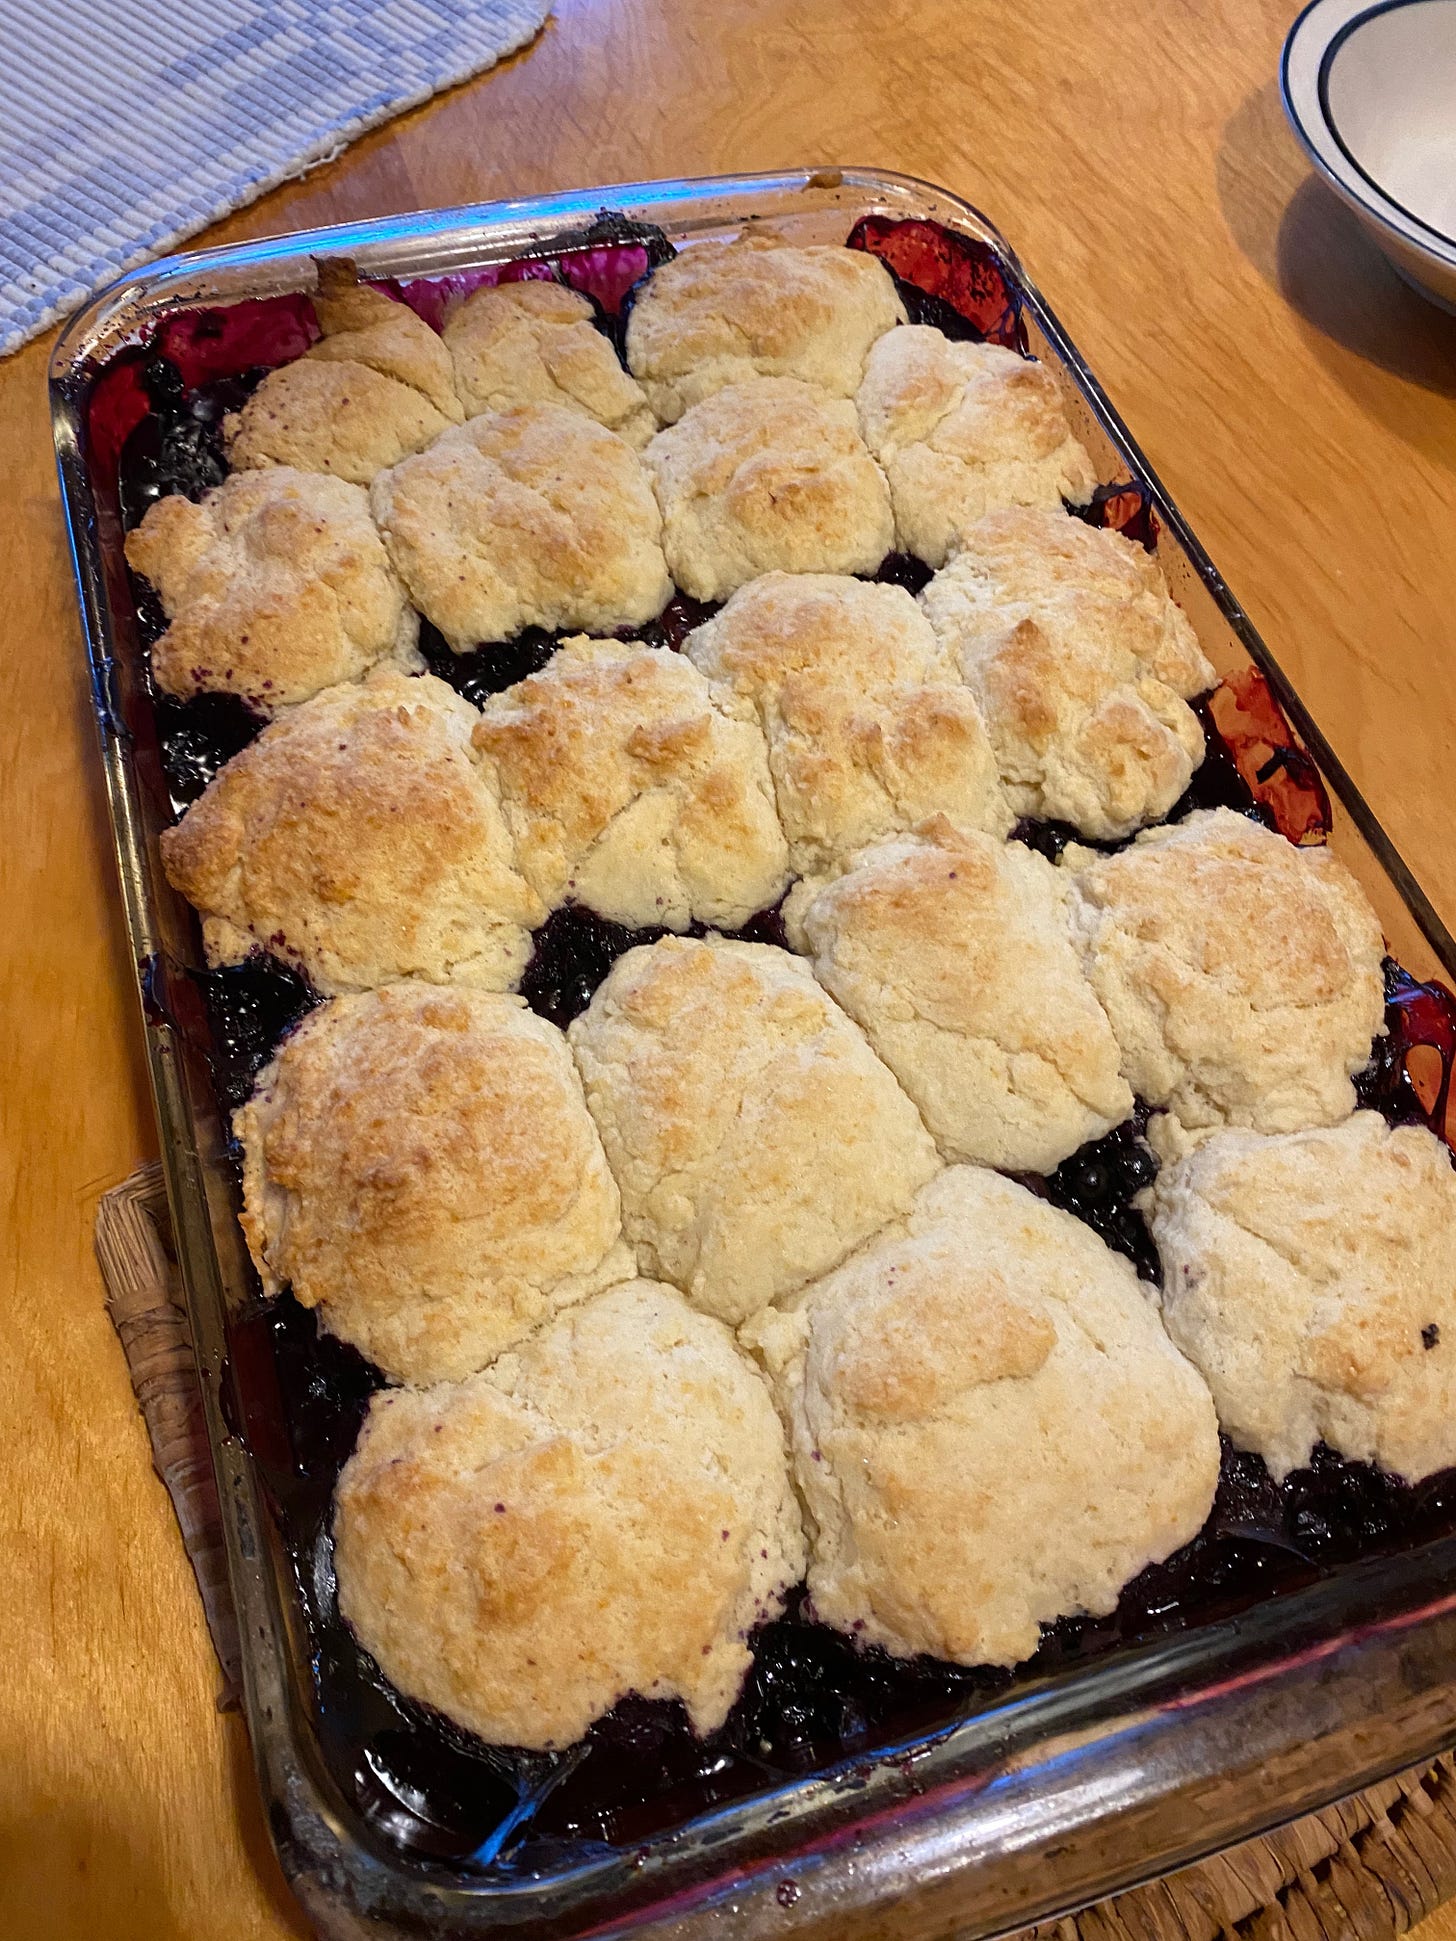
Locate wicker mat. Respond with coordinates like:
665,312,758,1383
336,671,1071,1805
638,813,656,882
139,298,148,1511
96,1163,1456,1941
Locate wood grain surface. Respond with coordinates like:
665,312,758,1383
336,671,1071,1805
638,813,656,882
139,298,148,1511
3,0,1455,1934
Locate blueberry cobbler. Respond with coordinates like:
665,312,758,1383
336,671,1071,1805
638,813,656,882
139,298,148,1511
91,210,1456,1861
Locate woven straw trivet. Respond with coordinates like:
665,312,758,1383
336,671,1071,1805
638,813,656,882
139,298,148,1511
97,1162,1456,1941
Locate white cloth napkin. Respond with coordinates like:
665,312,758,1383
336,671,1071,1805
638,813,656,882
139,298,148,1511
2,0,550,358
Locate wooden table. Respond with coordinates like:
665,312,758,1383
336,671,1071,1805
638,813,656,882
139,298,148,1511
5,0,1456,1932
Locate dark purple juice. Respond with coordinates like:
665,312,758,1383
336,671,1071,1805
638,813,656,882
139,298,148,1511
412,590,724,715
521,899,789,1031
1037,1101,1161,1285
102,211,1456,1878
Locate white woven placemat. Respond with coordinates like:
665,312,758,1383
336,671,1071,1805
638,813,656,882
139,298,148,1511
1,0,551,359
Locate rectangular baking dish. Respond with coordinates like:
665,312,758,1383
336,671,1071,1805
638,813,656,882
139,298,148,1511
50,166,1456,1941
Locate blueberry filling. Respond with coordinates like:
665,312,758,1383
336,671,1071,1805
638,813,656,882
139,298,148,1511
1166,690,1280,828
102,215,1456,1874
118,358,266,531
1039,1103,1161,1285
197,955,322,1113
868,550,934,596
408,592,726,712
521,899,789,1031
415,619,560,708
625,589,720,653
156,694,265,807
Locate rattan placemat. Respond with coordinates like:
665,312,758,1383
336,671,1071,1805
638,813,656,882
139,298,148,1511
96,1163,1456,1941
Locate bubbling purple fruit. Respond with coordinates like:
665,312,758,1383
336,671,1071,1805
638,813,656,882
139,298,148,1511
96,207,1456,1874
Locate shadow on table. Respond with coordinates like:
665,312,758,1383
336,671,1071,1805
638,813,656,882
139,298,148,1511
0,1710,311,1940
223,1703,316,1941
0,1807,192,1941
1216,78,1456,438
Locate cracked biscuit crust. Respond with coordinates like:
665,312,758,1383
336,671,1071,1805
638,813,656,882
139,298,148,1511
568,936,941,1326
371,402,672,649
786,817,1132,1173
236,983,634,1384
682,573,1010,876
472,637,789,929
624,229,905,424
444,279,656,446
642,378,895,602
1062,809,1386,1147
857,328,1097,567
159,668,543,995
743,1166,1219,1667
224,264,463,484
125,467,420,713
920,508,1216,840
1147,1113,1456,1483
333,1278,806,1749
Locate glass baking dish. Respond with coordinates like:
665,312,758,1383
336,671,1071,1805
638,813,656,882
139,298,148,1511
49,166,1456,1941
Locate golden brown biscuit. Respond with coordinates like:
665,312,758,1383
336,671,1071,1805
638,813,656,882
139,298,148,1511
744,1165,1219,1666
370,403,672,648
569,936,942,1325
786,818,1132,1172
930,508,1213,692
125,468,419,714
160,668,543,995
682,573,1010,875
308,259,463,418
625,229,905,423
224,262,464,484
642,378,895,602
236,983,635,1383
857,328,1097,566
920,509,1216,840
333,1278,806,1748
444,279,655,445
1147,1113,1456,1482
1063,809,1387,1148
222,359,453,489
471,637,789,928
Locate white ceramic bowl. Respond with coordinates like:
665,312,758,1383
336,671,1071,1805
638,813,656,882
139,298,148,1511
1282,0,1456,310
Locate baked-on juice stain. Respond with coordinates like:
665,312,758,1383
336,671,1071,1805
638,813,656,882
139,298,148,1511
109,213,1456,1873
